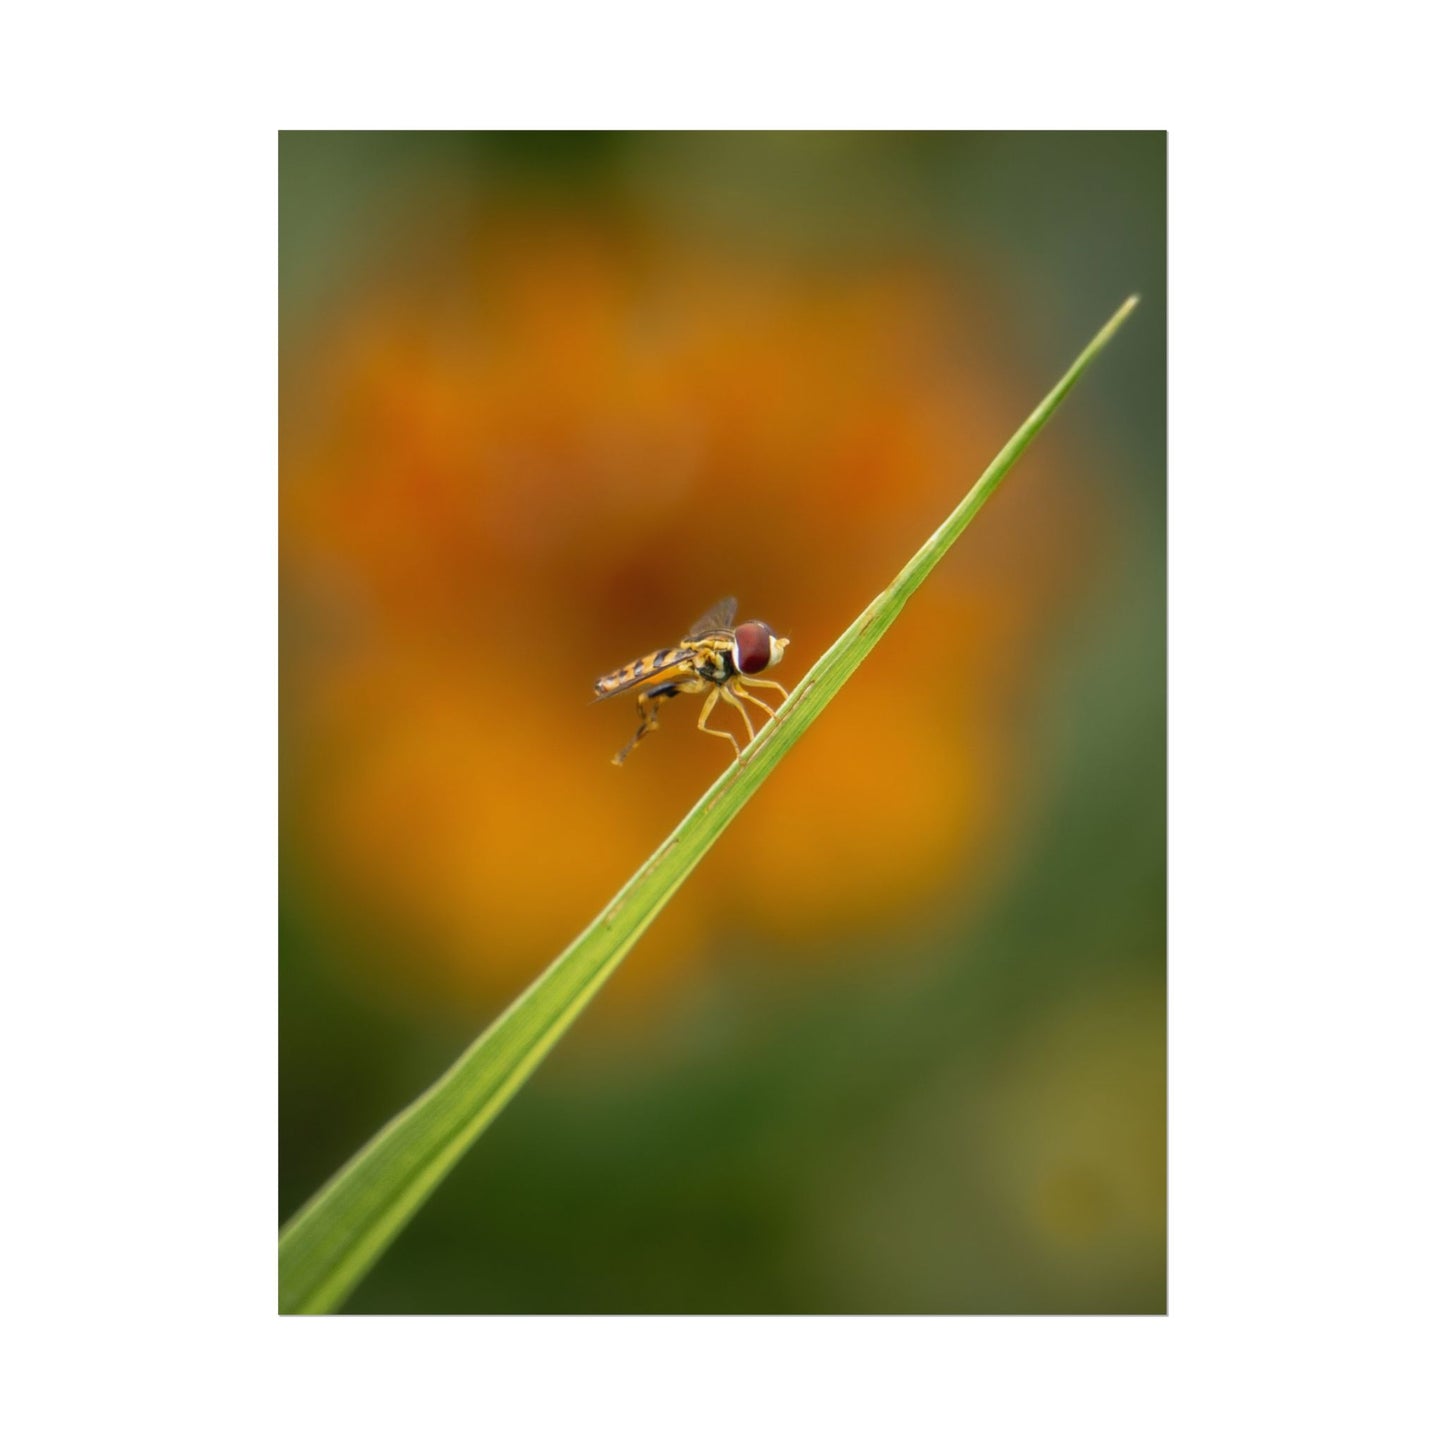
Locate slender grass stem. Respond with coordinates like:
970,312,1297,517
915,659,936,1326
278,295,1139,1314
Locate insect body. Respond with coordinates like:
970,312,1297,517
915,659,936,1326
594,597,791,765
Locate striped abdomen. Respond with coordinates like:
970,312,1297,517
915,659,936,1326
594,646,697,699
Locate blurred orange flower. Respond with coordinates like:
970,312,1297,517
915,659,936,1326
280,212,1098,1005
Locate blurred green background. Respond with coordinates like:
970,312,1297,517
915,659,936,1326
279,131,1165,1313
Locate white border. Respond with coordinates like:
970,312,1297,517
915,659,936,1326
5,3,1441,1440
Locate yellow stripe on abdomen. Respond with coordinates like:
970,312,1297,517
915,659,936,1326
594,647,690,697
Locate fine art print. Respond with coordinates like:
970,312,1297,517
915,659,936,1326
279,131,1166,1314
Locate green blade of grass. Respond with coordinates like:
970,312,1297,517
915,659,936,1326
278,295,1139,1314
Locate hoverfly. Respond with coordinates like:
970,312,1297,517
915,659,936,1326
594,597,791,765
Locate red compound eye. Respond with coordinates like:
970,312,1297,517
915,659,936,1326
734,621,774,675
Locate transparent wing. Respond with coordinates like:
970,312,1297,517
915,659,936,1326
686,596,736,640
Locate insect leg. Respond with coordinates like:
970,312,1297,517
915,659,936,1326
728,678,779,725
728,679,774,719
696,687,742,759
612,688,670,766
739,677,789,702
715,683,757,745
